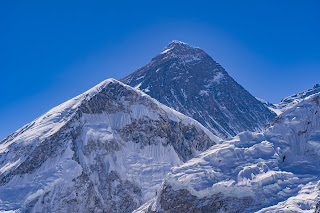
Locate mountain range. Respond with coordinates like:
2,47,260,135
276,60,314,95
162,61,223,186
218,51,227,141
0,41,319,213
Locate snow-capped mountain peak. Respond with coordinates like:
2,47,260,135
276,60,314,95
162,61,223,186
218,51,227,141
160,40,201,54
156,40,207,64
162,40,190,50
0,78,218,212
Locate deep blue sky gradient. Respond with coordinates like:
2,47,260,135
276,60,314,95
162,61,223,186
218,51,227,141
1,0,320,139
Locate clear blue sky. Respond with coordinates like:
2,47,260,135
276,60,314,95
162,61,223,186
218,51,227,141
1,0,319,140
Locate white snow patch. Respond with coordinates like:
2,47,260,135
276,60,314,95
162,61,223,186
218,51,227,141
135,82,142,89
204,72,224,88
213,72,224,83
136,75,145,81
160,47,173,54
0,160,21,175
199,90,209,96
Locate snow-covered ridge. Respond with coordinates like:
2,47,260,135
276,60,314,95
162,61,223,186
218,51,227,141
1,79,116,147
0,77,219,177
275,83,320,112
0,78,217,152
257,84,320,116
141,93,320,212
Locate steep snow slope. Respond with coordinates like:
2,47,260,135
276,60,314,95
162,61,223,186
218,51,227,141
0,79,218,213
121,41,276,138
137,93,320,212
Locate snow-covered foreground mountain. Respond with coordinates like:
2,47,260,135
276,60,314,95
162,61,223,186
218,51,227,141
137,93,320,212
0,79,218,212
122,41,276,138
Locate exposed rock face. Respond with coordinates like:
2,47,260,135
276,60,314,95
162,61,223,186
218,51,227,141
121,41,276,138
315,201,320,213
156,184,253,213
0,79,218,213
136,93,320,213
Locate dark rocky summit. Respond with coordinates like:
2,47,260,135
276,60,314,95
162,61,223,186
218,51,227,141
121,41,276,138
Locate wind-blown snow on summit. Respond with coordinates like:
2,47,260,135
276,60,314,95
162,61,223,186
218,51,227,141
0,79,218,213
121,41,276,138
137,93,320,212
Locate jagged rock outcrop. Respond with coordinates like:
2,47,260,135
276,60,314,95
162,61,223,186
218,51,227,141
315,201,320,213
121,41,276,138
